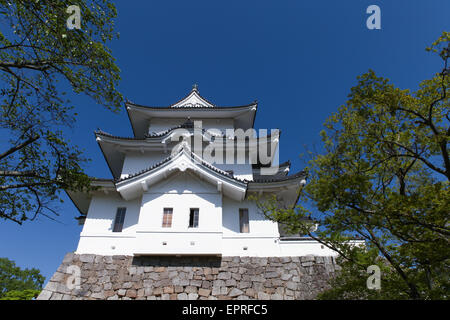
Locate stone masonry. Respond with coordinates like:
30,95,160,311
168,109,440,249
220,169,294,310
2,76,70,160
37,253,340,300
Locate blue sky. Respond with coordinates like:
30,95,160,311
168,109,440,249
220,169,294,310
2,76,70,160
0,0,448,283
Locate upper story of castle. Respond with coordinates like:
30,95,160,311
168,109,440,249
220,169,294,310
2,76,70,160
95,85,284,182
127,84,258,138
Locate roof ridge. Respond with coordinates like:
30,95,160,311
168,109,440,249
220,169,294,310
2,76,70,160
169,89,217,108
95,130,142,140
125,100,258,110
115,148,248,184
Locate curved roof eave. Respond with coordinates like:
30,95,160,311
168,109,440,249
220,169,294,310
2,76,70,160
65,178,117,215
248,170,307,186
248,170,307,210
95,128,279,146
125,101,258,138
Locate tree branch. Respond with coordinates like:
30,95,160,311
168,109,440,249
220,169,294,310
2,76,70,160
0,135,40,160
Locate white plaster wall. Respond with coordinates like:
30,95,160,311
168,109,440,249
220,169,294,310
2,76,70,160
76,236,135,255
138,173,222,232
121,151,166,179
279,240,339,257
222,238,280,256
221,196,281,256
75,172,342,257
222,197,279,237
134,173,223,255
76,193,141,255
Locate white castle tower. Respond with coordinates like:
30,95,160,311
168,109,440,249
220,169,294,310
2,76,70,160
67,86,335,257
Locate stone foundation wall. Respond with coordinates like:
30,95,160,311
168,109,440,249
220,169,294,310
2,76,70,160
37,253,339,300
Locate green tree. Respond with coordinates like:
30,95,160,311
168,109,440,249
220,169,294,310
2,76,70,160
256,33,450,299
0,0,122,224
0,289,41,300
0,257,45,299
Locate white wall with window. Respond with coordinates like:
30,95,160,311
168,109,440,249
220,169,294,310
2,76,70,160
75,193,141,255
133,173,223,255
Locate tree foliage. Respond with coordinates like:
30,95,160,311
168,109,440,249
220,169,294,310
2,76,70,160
0,289,40,300
0,0,122,224
0,257,45,299
257,33,450,299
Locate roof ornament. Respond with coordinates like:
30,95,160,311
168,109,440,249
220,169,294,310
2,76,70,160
192,83,199,92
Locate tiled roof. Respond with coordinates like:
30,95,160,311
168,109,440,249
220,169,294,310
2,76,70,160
125,100,257,110
115,149,248,184
96,125,278,142
95,129,142,140
251,170,307,183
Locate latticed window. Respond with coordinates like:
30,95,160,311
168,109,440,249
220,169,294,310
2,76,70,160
113,207,126,232
162,208,173,228
239,208,249,233
189,208,199,228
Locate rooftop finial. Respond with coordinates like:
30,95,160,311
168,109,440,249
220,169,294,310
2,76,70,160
192,83,198,92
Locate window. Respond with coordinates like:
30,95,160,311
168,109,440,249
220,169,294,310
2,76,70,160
239,208,249,233
189,208,199,228
113,207,126,232
162,208,173,228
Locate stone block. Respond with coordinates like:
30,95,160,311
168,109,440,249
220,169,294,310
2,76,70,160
175,286,184,293
163,286,174,294
265,272,279,278
37,290,52,300
80,254,95,263
177,293,188,300
271,293,283,300
62,253,75,264
126,289,137,298
217,272,231,280
286,282,297,290
228,288,243,297
211,286,221,296
238,281,251,289
257,292,270,300
281,273,292,281
188,293,198,300
225,279,236,286
91,292,105,299
198,288,211,297
190,280,202,287
185,286,197,294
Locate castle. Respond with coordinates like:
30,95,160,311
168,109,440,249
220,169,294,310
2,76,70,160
38,87,343,300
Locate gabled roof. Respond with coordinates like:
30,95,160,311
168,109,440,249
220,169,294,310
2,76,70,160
169,86,216,108
115,148,248,201
125,87,258,138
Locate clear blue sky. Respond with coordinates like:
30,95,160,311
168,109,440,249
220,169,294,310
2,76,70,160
0,0,448,283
